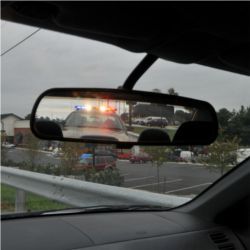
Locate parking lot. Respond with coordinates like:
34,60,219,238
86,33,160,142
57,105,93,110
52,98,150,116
5,147,221,198
117,160,220,197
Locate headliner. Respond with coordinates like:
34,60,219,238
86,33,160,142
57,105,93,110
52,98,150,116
1,2,250,76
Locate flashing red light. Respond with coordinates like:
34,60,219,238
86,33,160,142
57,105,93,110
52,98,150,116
99,106,117,113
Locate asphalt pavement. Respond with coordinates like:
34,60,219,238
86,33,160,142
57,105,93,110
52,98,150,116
4,147,222,197
117,160,220,197
4,147,60,165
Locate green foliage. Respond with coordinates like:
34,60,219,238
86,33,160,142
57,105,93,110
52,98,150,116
217,106,250,145
152,88,161,93
84,168,124,186
143,146,167,167
1,147,7,165
143,146,168,193
24,113,31,120
203,137,239,175
60,142,84,175
174,110,192,123
24,134,41,170
217,108,233,128
167,88,178,96
1,132,8,164
1,184,68,212
2,159,61,175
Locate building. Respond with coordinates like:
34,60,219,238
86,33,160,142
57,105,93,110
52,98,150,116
1,113,23,143
14,120,31,145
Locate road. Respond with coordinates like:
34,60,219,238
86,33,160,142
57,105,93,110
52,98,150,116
4,147,222,197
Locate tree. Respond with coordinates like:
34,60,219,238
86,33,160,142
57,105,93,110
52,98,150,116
152,88,161,93
133,103,174,118
1,131,7,164
84,168,124,186
175,110,192,123
23,133,40,171
24,113,31,120
167,88,178,96
217,108,233,128
203,137,239,176
143,146,167,193
218,106,250,146
60,142,83,175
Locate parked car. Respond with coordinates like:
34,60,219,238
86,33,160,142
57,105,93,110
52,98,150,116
135,117,147,126
166,149,182,162
75,154,116,171
146,117,168,127
2,142,16,149
180,151,195,162
117,152,132,160
130,153,152,163
132,118,142,125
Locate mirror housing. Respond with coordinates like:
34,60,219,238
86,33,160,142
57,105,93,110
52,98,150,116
30,88,218,146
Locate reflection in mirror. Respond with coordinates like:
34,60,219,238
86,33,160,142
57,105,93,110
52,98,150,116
34,95,197,144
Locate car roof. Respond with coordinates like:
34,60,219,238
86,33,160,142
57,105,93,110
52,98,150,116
1,2,250,76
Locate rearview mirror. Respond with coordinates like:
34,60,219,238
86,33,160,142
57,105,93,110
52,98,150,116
30,88,218,146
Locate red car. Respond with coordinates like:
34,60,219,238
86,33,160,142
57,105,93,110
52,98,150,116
117,152,132,160
75,155,116,171
130,154,152,164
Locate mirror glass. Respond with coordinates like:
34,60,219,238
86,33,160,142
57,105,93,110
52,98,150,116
32,89,218,145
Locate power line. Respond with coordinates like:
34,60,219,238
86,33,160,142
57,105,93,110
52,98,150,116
1,28,41,56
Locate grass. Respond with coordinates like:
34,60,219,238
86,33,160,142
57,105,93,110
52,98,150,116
132,126,177,140
1,184,69,213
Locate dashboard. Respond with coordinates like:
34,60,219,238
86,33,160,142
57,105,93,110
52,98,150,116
2,211,245,250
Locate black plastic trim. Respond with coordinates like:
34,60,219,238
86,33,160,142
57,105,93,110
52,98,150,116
30,88,218,147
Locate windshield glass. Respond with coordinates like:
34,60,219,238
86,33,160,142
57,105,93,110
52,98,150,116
1,21,250,215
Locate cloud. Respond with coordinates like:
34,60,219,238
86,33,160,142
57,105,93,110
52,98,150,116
1,21,250,117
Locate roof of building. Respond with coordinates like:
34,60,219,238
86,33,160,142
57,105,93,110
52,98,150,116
1,113,23,120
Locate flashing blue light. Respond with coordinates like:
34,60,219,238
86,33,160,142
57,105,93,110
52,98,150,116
75,105,86,110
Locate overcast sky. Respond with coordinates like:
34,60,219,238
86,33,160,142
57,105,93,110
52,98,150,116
1,21,249,118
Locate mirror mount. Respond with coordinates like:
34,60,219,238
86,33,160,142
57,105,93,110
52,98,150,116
121,54,158,91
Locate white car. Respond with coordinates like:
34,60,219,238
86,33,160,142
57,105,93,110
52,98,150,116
180,151,194,162
2,143,16,149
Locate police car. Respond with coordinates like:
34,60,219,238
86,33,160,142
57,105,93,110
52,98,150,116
63,105,130,142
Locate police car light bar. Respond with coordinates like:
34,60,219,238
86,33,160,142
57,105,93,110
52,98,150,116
74,105,92,111
75,105,116,113
100,106,117,113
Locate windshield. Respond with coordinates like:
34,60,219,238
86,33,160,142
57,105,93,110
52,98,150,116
65,111,124,130
1,21,250,215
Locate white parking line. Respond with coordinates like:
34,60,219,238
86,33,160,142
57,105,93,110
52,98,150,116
165,182,212,194
125,176,156,182
130,179,182,189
